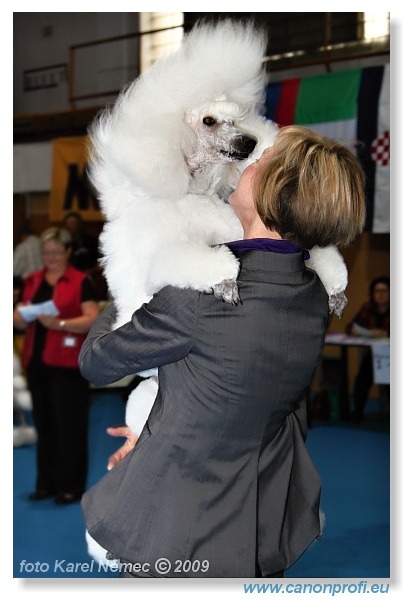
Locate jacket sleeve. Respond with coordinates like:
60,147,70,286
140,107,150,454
79,286,199,385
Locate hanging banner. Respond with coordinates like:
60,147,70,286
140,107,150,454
49,136,103,222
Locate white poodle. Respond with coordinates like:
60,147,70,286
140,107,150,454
89,19,347,437
86,19,344,563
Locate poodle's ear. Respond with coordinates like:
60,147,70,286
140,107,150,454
89,93,192,200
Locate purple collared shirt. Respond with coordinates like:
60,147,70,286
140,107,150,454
225,238,310,260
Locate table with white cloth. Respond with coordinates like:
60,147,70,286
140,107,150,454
323,333,390,420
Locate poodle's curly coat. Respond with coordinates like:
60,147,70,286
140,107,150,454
85,19,346,564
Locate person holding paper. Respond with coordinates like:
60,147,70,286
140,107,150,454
13,227,99,504
346,276,390,423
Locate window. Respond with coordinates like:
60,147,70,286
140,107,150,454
363,12,389,41
140,12,184,73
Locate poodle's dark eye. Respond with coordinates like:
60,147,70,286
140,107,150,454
203,116,216,127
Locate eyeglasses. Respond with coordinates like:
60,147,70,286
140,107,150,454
42,249,65,256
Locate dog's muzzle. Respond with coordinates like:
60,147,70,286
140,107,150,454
220,134,257,161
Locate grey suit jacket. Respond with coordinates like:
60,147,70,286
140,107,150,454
80,250,329,577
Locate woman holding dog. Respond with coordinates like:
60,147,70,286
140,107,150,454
79,126,365,577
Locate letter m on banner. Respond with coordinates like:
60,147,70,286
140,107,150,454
49,136,103,221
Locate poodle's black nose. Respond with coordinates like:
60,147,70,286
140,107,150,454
240,136,257,156
221,134,258,161
228,135,257,160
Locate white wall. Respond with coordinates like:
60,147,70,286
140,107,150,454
13,13,139,114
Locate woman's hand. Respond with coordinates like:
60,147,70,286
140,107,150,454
37,314,61,329
106,426,138,471
13,304,29,331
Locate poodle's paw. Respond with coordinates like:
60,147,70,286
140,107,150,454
328,292,348,318
85,530,119,567
212,279,240,306
126,376,159,436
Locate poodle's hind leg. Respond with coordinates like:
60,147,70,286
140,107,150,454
84,380,159,567
125,376,159,437
85,530,118,567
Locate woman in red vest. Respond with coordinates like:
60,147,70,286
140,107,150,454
13,227,99,504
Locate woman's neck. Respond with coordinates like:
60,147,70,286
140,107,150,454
243,219,282,241
46,268,66,285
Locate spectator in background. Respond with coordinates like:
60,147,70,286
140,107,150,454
13,227,43,278
346,276,390,423
63,212,99,273
13,227,99,504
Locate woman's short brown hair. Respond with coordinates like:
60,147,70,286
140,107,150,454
253,125,366,248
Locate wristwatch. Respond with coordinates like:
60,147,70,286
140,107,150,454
59,320,66,330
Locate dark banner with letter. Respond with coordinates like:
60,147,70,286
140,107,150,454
49,136,103,222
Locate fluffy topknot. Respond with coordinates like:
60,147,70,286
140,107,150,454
89,19,269,203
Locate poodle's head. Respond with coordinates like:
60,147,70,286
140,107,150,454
183,96,279,198
184,94,258,172
90,19,278,201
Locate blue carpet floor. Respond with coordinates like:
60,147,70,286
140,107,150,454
13,392,390,579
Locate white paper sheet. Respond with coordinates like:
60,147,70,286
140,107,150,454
17,300,59,323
